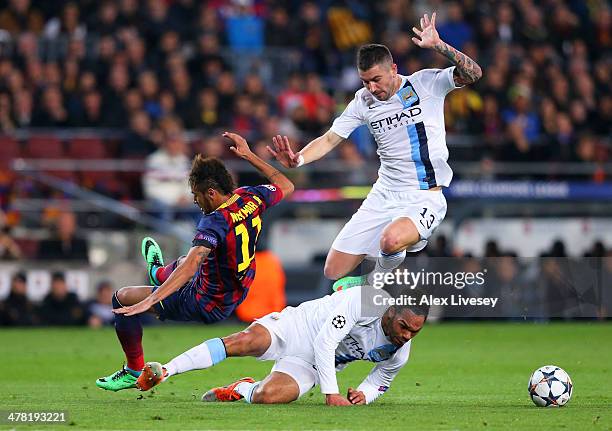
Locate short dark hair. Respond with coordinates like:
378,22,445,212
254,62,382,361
12,272,26,283
389,287,430,318
357,44,393,71
393,300,430,319
188,154,235,195
51,271,65,282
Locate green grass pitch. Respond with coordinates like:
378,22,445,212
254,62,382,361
1,322,610,430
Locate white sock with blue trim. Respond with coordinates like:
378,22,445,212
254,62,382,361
235,381,260,403
164,338,227,377
367,250,407,286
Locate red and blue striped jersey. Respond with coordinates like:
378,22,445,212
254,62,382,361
191,184,283,317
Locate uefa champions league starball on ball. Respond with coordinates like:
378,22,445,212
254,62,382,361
528,365,573,407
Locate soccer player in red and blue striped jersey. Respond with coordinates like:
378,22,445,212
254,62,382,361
96,132,294,391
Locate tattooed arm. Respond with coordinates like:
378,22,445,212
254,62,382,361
412,12,483,86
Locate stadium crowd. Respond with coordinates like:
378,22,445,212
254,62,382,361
0,0,608,159
0,0,606,224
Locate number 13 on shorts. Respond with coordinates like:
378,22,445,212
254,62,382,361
419,207,436,230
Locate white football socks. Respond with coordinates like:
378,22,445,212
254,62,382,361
164,338,227,377
367,250,407,286
235,381,260,403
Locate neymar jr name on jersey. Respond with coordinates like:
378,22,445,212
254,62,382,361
229,196,262,223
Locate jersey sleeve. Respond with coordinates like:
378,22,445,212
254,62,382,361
239,184,284,210
356,342,411,404
330,94,365,139
415,67,461,98
313,288,362,394
192,212,229,250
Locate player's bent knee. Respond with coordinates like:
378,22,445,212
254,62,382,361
323,263,343,280
115,287,130,307
380,234,404,254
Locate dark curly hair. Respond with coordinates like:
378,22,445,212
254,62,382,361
188,155,235,195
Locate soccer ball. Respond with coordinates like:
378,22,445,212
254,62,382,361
528,365,573,407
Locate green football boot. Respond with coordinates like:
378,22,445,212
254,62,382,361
96,366,138,391
332,275,368,292
141,236,164,285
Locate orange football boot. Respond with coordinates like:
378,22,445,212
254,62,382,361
201,377,256,402
136,362,168,391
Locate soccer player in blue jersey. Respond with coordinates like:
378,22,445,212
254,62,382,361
96,132,294,391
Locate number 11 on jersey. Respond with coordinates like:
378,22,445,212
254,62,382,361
235,215,262,272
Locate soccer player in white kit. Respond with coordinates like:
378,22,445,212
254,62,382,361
136,286,428,406
268,13,482,289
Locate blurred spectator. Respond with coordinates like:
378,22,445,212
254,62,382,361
437,1,473,50
39,272,86,325
142,118,192,220
502,85,540,160
13,88,33,128
0,210,22,260
0,91,15,132
0,225,22,260
197,136,225,159
196,88,222,131
542,239,568,258
87,280,115,328
265,6,296,47
429,235,452,258
31,85,68,127
43,2,86,40
70,90,109,127
337,141,368,185
224,0,264,54
0,272,38,326
121,110,156,158
484,240,501,258
0,0,44,35
38,210,89,262
584,241,606,258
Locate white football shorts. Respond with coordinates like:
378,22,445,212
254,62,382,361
331,183,447,256
255,308,319,398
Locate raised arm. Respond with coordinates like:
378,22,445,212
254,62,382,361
224,132,294,199
412,12,482,86
267,130,344,168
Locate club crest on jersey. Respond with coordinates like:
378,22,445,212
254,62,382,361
368,344,398,362
397,85,418,108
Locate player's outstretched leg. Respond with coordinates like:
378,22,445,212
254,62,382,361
136,325,272,391
201,377,256,402
141,237,164,285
